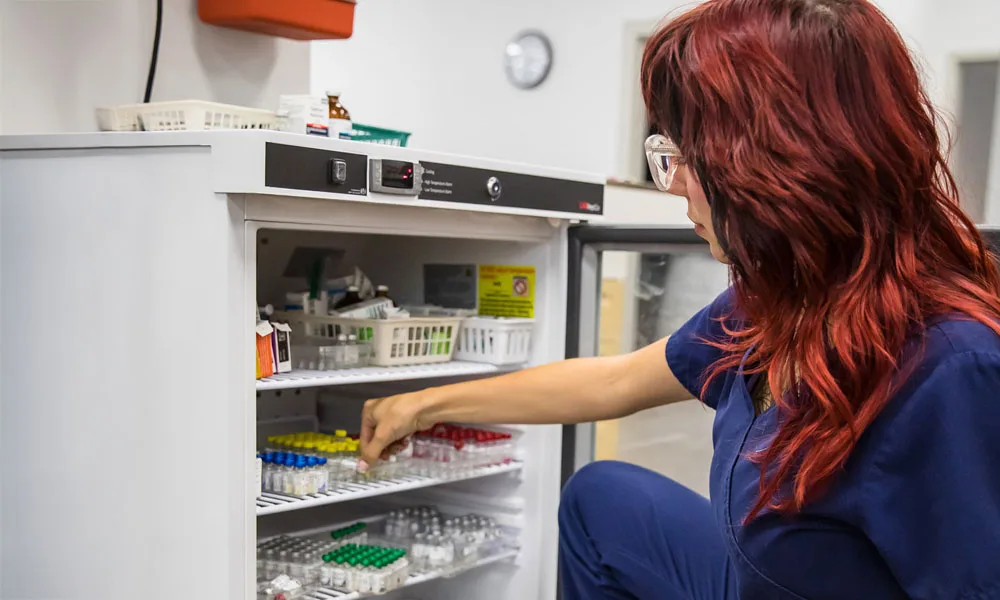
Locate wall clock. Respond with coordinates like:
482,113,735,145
505,31,553,90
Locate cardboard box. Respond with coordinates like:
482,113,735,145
255,321,275,379
271,322,293,373
278,95,329,137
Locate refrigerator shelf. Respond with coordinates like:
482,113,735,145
257,361,503,391
302,547,520,599
257,462,524,516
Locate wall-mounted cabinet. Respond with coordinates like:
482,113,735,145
199,0,356,40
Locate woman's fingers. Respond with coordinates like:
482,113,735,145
358,394,421,474
360,398,380,448
359,398,389,472
381,437,411,460
360,422,395,472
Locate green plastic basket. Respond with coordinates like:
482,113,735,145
349,123,411,147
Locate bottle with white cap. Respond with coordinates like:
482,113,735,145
326,92,352,140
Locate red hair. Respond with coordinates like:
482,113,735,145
641,0,1000,521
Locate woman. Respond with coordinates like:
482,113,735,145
359,0,1000,598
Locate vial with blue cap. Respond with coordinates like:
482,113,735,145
293,455,309,495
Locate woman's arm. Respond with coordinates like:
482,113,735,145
358,336,693,468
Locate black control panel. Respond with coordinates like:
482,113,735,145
263,142,604,216
420,162,603,216
264,143,368,196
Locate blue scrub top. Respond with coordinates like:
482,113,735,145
665,288,1000,600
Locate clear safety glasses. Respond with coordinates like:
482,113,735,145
644,134,685,193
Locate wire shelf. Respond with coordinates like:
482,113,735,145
257,462,523,516
256,361,502,391
302,547,519,599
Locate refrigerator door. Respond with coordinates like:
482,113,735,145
563,226,730,491
563,225,1000,488
983,227,1000,252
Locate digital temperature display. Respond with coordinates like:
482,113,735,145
379,160,416,190
369,158,423,196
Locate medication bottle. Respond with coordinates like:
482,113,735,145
375,285,395,306
327,92,352,140
334,285,363,310
346,334,360,368
333,334,349,368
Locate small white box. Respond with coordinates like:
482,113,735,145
334,297,396,319
278,95,329,137
255,457,263,498
271,322,293,373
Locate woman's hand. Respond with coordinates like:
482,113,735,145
359,391,433,473
356,338,691,473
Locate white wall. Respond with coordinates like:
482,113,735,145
311,0,933,178
918,0,1000,109
0,0,311,134
311,0,695,175
311,0,1000,220
920,0,1000,224
989,82,1000,225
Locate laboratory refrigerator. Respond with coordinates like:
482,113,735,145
0,130,728,600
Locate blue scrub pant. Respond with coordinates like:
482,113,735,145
558,461,739,600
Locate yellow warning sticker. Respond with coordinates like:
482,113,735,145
478,265,536,318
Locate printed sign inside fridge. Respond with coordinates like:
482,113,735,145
478,265,535,318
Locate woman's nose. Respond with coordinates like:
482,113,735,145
667,165,689,197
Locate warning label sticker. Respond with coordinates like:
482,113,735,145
478,265,536,318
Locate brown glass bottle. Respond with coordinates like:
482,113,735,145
375,285,395,307
326,91,352,139
334,285,362,310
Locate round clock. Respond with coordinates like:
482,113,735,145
504,31,553,90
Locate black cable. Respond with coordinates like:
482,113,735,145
143,0,163,103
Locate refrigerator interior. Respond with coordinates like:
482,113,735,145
253,227,566,600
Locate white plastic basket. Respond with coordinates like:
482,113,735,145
274,311,463,367
403,305,479,318
96,100,279,132
455,317,534,365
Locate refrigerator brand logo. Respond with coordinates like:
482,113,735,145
579,202,601,213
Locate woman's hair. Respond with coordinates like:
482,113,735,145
642,0,1000,521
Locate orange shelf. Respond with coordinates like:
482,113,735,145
199,0,355,41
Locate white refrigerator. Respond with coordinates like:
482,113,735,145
0,131,721,600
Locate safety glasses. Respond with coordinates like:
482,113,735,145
644,134,685,193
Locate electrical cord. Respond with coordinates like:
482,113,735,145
143,0,163,103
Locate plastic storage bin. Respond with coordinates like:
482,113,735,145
198,0,355,41
349,123,411,147
275,312,462,367
454,317,534,365
97,100,279,132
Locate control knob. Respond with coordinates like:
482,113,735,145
486,176,502,201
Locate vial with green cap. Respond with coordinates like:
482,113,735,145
357,558,372,593
345,557,359,591
394,550,410,587
370,558,386,593
331,556,347,588
318,553,334,587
